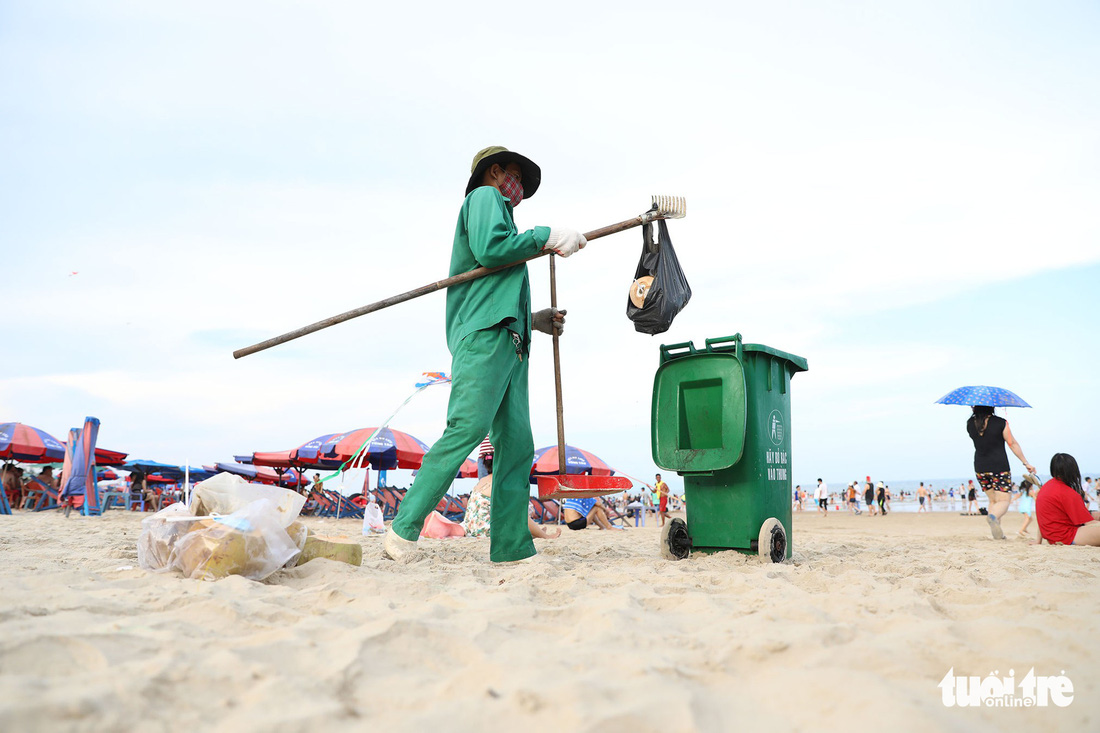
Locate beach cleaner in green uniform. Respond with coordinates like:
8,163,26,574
383,146,586,563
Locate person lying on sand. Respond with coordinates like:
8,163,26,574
561,496,623,531
1035,453,1100,546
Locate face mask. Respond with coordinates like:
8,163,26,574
500,172,524,208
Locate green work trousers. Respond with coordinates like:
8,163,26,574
391,327,535,562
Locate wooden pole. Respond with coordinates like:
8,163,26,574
233,214,654,359
549,255,567,475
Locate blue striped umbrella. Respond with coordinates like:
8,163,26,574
934,386,1031,408
314,427,430,470
0,422,66,462
529,444,615,482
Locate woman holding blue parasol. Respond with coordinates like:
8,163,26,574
936,386,1037,540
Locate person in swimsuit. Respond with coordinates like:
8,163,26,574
966,481,978,515
864,480,877,516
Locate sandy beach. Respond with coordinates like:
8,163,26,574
1,508,1096,733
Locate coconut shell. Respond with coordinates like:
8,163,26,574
296,535,363,567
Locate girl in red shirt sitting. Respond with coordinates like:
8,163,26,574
1036,453,1100,546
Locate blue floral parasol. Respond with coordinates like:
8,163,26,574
934,386,1031,408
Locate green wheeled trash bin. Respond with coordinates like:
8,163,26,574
651,334,808,562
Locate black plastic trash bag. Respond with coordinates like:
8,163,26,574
625,219,691,335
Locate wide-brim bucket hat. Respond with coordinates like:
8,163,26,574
466,145,541,199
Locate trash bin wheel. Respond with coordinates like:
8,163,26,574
660,518,692,561
758,517,786,563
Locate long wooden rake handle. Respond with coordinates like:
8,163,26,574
233,197,685,359
548,254,567,474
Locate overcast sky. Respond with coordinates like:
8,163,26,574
2,1,1098,492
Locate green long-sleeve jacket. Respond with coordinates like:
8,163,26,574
445,186,550,355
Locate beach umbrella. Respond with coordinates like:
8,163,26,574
250,450,293,468
60,417,101,516
124,459,185,479
93,447,128,466
251,448,342,471
530,444,615,481
935,386,1031,408
60,429,77,505
286,433,345,464
97,468,120,481
215,461,300,486
215,461,259,480
278,468,302,487
305,427,431,470
185,466,218,482
62,443,128,466
0,422,66,462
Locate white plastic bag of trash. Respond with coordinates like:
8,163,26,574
138,477,362,580
137,503,205,572
362,495,385,535
190,472,305,526
167,498,303,581
138,499,301,580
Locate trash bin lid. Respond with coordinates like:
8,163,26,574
741,343,808,373
651,353,746,473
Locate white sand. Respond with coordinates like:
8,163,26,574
0,508,1097,732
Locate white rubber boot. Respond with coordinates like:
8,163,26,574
382,526,420,561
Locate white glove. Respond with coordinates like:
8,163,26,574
544,228,587,258
532,308,566,335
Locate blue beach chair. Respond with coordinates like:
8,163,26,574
24,476,60,512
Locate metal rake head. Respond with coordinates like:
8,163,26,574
644,195,687,222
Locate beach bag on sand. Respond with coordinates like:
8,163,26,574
626,219,691,335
